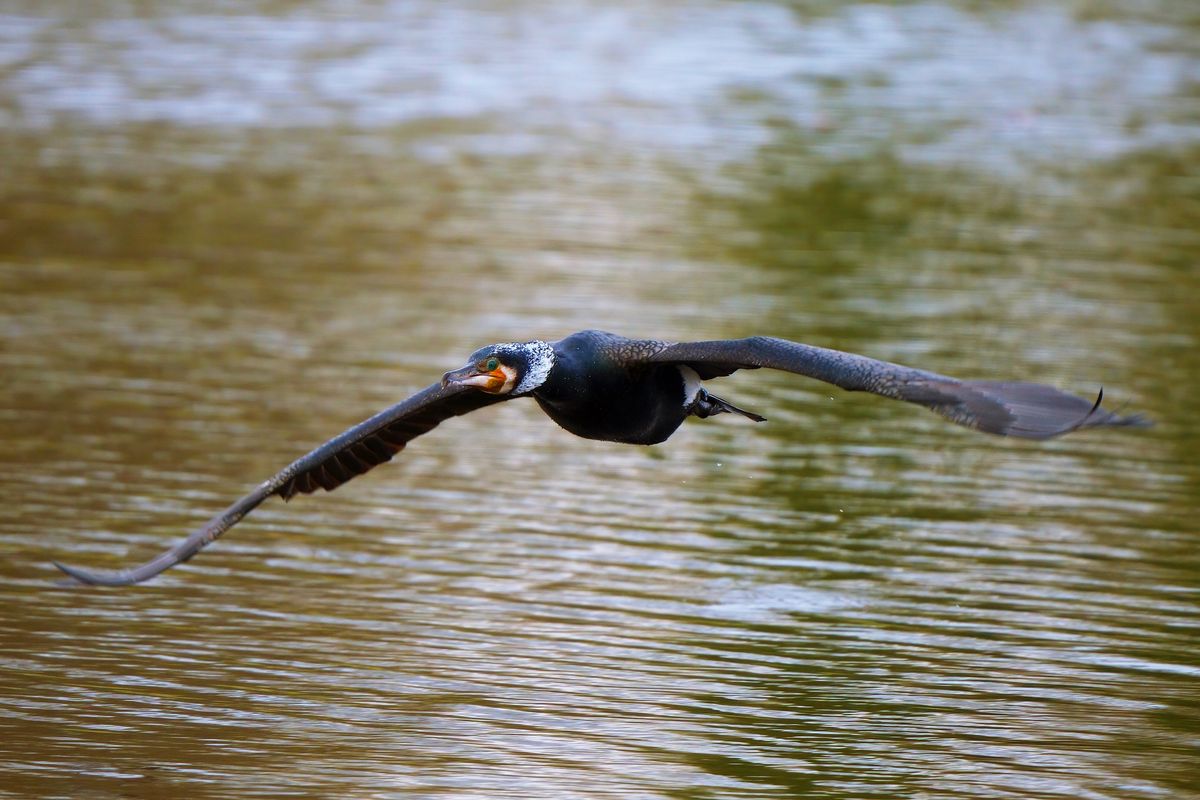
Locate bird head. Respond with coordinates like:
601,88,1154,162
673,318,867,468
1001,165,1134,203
441,340,555,396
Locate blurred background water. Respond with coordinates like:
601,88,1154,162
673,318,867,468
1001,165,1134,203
1,1,1198,798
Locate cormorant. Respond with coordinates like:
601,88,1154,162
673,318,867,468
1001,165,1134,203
53,330,1147,586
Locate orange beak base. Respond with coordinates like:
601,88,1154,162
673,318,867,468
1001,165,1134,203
441,365,507,393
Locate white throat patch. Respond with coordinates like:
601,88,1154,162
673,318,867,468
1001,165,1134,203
497,364,519,394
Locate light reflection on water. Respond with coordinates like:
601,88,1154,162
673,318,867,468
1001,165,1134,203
3,2,1197,164
1,1,1199,799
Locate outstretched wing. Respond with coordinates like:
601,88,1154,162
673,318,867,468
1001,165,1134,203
643,336,1148,438
54,382,510,586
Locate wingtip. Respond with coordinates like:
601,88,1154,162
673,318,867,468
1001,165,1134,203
949,380,1150,440
1033,388,1153,439
1104,411,1154,429
51,559,137,587
52,560,99,586
1081,386,1153,431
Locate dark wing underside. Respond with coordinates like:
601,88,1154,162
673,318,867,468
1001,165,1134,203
644,336,1147,438
53,382,509,586
275,384,508,499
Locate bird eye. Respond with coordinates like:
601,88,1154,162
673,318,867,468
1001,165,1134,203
485,357,500,371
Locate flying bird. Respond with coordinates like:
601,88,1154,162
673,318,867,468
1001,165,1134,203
54,329,1147,586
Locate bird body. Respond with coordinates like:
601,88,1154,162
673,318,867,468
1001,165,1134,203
528,330,713,444
54,329,1148,586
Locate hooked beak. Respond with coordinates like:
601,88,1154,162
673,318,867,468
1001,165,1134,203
441,364,506,393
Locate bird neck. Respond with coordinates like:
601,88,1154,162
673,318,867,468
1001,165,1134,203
513,340,556,395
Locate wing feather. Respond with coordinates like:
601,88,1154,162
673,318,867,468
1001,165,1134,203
644,336,1147,438
54,382,509,586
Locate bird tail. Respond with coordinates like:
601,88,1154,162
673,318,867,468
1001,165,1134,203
692,390,767,422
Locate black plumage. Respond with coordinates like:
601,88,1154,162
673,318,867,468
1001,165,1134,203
54,329,1148,586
